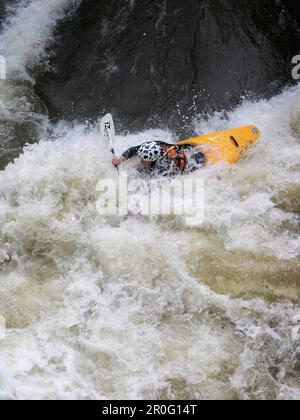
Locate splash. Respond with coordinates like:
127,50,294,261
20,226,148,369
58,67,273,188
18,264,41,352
0,0,81,79
0,0,82,168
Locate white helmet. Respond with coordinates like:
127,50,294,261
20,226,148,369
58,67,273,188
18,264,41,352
138,142,162,161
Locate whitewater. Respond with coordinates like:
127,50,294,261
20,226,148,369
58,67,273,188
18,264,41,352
0,0,299,400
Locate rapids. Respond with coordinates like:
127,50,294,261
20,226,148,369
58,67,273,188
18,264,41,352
0,0,299,400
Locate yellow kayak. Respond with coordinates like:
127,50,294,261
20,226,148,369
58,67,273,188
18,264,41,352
176,125,260,165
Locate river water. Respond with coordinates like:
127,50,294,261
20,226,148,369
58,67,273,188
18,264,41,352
0,0,299,400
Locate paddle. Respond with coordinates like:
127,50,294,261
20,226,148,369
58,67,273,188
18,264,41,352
99,113,119,173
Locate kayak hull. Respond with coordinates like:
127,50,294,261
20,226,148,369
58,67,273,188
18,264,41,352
176,125,260,165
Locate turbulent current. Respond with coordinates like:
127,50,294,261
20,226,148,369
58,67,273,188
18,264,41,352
0,0,299,400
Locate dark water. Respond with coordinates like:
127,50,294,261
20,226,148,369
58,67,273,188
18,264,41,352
35,0,300,133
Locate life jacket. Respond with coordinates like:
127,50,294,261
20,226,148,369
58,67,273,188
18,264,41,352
160,146,189,173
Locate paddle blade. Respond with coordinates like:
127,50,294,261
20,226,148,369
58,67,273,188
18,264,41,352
99,113,115,143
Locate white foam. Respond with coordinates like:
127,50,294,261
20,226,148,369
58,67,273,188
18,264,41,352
0,361,14,400
0,0,81,80
0,87,299,399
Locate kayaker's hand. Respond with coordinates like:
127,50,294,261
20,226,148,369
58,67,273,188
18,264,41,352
112,156,125,167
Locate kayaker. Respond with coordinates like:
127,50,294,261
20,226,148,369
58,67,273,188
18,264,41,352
112,141,206,176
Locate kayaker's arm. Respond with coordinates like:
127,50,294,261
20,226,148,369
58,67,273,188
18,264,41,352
111,146,139,166
122,145,141,160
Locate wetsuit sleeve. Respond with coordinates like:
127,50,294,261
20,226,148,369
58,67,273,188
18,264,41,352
122,146,141,160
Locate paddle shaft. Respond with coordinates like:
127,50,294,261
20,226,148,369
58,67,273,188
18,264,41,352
105,127,119,173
